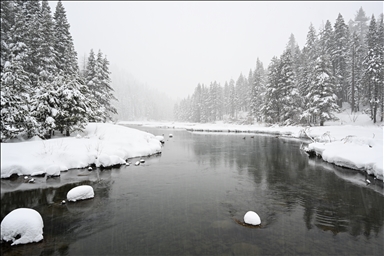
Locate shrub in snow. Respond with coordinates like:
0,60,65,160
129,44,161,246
1,208,44,245
244,211,261,226
67,185,94,202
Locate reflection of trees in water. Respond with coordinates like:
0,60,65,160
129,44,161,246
190,133,384,238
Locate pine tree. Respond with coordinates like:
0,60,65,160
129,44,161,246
262,56,281,123
98,52,118,121
298,23,318,124
37,0,57,81
53,0,78,77
303,54,339,126
1,59,33,140
250,58,265,122
228,79,236,119
332,13,350,106
363,15,381,123
378,15,384,121
1,0,15,73
279,50,301,125
0,1,38,140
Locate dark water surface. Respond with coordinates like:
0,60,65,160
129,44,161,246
1,126,383,255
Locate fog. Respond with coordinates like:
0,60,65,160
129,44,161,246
48,1,383,102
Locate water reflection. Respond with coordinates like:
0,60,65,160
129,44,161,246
189,131,384,241
1,127,383,255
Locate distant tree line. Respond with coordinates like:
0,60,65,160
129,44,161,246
1,0,117,141
174,8,384,125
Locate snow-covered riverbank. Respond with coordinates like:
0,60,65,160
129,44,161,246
119,116,383,181
1,123,162,179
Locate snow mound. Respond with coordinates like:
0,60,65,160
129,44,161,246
1,208,44,245
244,211,261,226
1,123,162,178
46,165,61,176
95,154,126,168
308,138,383,180
155,135,164,141
67,185,94,202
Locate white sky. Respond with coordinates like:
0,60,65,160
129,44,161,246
48,1,383,100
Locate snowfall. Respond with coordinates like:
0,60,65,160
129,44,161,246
0,106,383,246
119,106,383,182
1,104,383,182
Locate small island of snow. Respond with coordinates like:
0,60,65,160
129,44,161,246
1,208,44,246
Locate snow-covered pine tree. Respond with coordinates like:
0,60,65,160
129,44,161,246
0,59,33,141
228,79,236,119
319,20,334,57
348,31,363,112
378,15,384,122
298,23,318,124
353,7,370,46
261,56,281,124
235,73,246,113
37,0,57,81
303,54,339,126
53,0,87,135
0,1,39,140
1,0,15,73
250,58,265,122
99,52,118,121
55,74,91,135
53,0,78,76
30,0,59,138
24,0,42,86
191,84,202,122
332,13,350,106
278,49,301,125
363,15,381,123
223,81,230,116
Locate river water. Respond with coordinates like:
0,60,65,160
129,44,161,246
1,126,383,255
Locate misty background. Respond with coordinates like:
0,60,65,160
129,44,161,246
48,1,383,121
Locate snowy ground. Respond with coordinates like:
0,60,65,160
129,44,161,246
119,106,383,181
1,106,382,182
1,123,162,179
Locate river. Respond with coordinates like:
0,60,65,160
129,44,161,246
1,126,383,255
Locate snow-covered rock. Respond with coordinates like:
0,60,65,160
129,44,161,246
66,185,94,202
1,208,44,245
244,211,261,226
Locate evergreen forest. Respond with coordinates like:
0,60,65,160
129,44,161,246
174,8,383,126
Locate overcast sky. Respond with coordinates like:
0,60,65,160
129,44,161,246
49,1,383,100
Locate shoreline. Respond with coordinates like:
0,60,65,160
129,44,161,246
122,122,383,181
